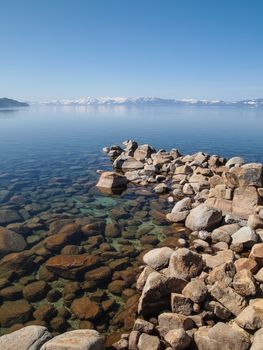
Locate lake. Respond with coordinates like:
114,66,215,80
1,105,263,168
0,105,262,337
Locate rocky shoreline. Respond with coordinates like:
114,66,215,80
1,140,263,349
99,141,263,350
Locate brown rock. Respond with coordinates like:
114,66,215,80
85,266,112,284
108,280,127,295
46,254,97,279
203,250,234,269
194,322,250,350
23,280,49,302
138,333,160,350
171,293,193,316
158,312,194,331
0,227,27,258
234,258,258,274
0,300,33,327
33,304,56,321
138,271,187,316
168,248,203,281
232,187,261,219
0,250,35,278
0,285,23,300
233,269,257,296
250,243,263,267
210,282,247,316
182,279,207,303
96,171,127,192
71,297,101,320
164,328,192,349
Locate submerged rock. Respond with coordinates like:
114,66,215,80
0,226,27,258
71,297,102,320
46,254,98,279
0,209,21,225
0,300,33,327
185,204,222,231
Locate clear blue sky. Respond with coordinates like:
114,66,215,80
1,0,263,101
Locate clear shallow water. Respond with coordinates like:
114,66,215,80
0,105,263,339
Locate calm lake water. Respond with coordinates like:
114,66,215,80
0,105,263,337
1,105,263,167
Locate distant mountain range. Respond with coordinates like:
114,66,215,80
2,96,263,108
32,97,263,107
0,98,29,108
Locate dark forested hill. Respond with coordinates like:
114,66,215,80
0,98,29,108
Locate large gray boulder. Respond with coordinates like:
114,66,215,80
211,224,240,244
168,248,203,280
235,299,263,330
232,226,258,247
0,325,52,350
143,247,174,270
40,330,105,350
185,204,222,231
122,158,144,170
164,328,192,349
194,322,250,350
210,282,247,316
225,157,245,168
138,271,187,316
96,171,127,192
134,144,155,161
137,333,160,350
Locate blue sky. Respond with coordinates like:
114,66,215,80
0,0,263,101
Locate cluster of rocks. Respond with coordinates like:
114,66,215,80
101,140,263,223
0,150,177,347
112,242,263,350
99,141,263,349
0,219,144,337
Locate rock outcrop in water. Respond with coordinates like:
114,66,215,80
99,140,263,350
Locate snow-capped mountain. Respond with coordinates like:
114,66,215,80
31,97,263,107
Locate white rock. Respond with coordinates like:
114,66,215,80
164,328,192,349
251,328,263,350
226,157,245,167
166,211,189,223
185,204,222,231
172,198,192,213
0,326,52,350
40,330,105,350
231,227,258,247
138,333,160,350
143,247,174,270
